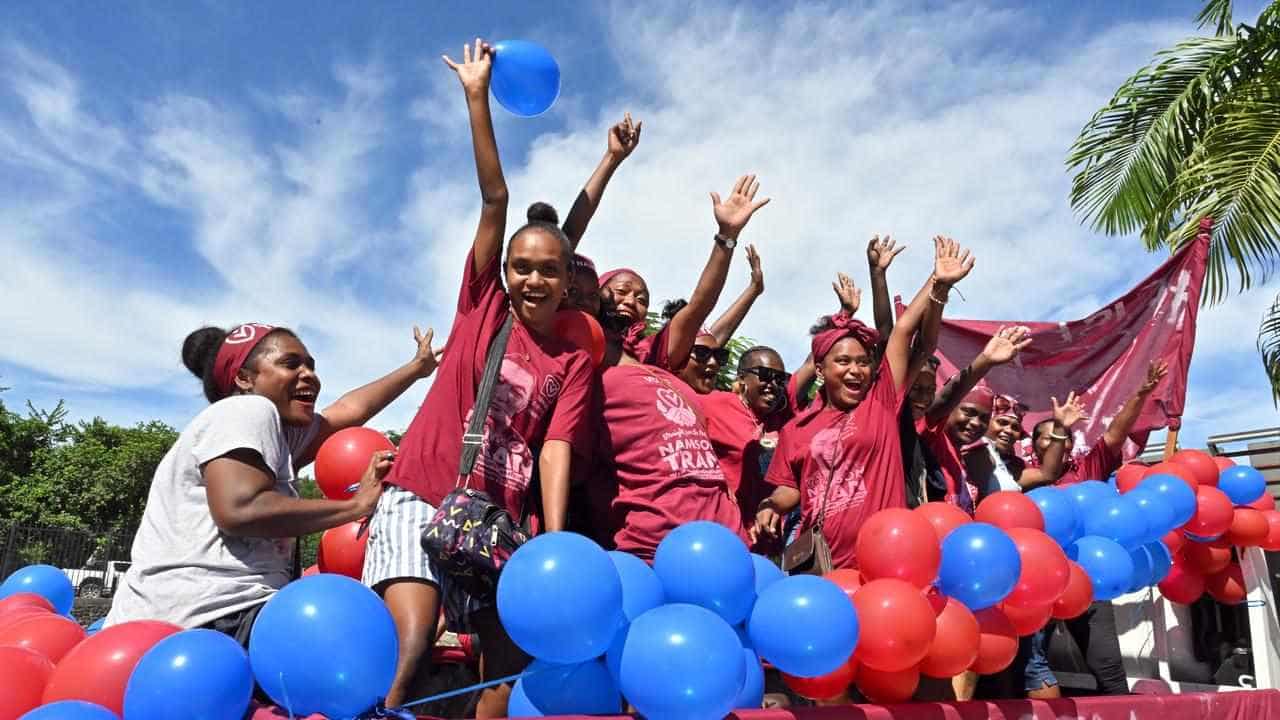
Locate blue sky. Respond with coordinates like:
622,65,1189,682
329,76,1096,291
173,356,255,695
1,1,1275,450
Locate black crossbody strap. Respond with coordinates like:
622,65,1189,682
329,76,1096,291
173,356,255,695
458,313,515,484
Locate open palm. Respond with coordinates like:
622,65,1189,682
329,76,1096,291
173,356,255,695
712,174,770,238
933,235,974,286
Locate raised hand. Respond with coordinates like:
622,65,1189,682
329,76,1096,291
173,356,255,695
746,244,764,291
980,325,1032,366
932,235,975,286
411,326,444,379
1051,391,1089,428
712,174,771,240
1140,359,1169,395
867,235,905,273
832,272,861,314
442,38,494,96
607,112,642,161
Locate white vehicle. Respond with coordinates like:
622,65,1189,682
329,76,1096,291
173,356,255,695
60,552,131,599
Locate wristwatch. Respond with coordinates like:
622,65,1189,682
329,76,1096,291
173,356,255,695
715,233,737,250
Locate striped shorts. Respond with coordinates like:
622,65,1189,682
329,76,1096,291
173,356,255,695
362,484,440,588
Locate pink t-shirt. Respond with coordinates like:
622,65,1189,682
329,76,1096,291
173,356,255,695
591,364,745,560
702,390,793,532
390,250,593,518
765,358,907,570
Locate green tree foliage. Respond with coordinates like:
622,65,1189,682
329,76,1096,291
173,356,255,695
644,311,756,391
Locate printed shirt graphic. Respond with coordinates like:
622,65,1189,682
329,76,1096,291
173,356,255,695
390,250,592,518
766,357,907,570
593,364,744,560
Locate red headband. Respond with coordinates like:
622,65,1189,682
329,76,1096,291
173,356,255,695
992,394,1025,422
213,323,276,398
811,312,880,361
599,267,644,289
961,385,995,411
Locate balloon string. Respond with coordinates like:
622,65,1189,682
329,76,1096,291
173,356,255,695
401,665,552,710
280,672,296,720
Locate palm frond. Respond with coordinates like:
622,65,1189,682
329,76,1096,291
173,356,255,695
1256,290,1280,404
1066,35,1243,239
1197,0,1234,36
1165,75,1280,300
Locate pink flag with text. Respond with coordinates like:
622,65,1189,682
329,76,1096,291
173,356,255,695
898,226,1210,458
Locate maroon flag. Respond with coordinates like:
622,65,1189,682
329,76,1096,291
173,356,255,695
897,225,1210,459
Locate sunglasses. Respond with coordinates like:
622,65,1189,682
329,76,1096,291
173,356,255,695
740,366,791,385
690,345,731,365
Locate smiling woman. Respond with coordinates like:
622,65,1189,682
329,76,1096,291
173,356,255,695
103,319,442,653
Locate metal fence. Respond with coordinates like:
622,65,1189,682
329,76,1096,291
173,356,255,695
0,521,133,599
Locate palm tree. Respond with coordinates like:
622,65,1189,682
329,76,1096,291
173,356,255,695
1066,0,1280,399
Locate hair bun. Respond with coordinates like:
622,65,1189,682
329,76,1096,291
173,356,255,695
181,326,226,379
526,201,559,225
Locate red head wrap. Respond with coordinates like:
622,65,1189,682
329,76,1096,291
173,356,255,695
992,394,1026,423
810,312,881,362
961,385,995,411
213,323,276,398
598,267,644,289
572,253,597,277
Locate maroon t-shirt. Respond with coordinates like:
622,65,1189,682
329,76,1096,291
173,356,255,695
389,250,593,517
765,358,907,570
1027,436,1123,486
916,416,976,515
591,364,745,560
702,384,796,532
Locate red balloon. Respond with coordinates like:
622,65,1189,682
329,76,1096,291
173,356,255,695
999,602,1052,636
314,428,395,500
1144,461,1197,489
1184,486,1234,538
1115,463,1149,493
782,657,857,700
42,619,181,715
851,579,936,672
1226,508,1269,547
1052,561,1094,620
1212,455,1236,472
919,597,979,679
0,592,55,619
1159,556,1206,605
856,664,919,704
317,520,369,579
974,491,1044,531
1262,511,1280,552
554,310,606,368
302,564,320,576
1003,528,1070,609
0,613,86,664
0,606,52,634
0,645,55,719
1162,530,1187,556
823,569,864,605
1170,450,1221,488
1182,542,1231,575
1205,563,1246,605
1248,493,1276,513
971,607,1018,674
854,508,940,587
913,502,971,543
922,585,948,615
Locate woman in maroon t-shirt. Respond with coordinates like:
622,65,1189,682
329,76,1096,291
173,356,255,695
364,41,593,714
587,175,771,559
753,237,976,571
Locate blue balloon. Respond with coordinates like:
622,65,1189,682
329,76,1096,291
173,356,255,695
937,522,1021,611
1126,488,1178,542
615,604,745,720
19,702,118,720
516,658,622,716
86,618,105,636
1070,535,1135,601
734,649,765,710
491,40,561,117
1127,545,1155,592
0,564,74,615
609,551,665,621
498,532,625,664
654,521,755,625
507,679,543,718
748,575,859,677
124,629,252,720
1138,474,1197,526
1066,480,1116,513
733,623,753,650
249,575,397,719
1146,541,1173,584
751,553,785,595
1219,466,1267,506
1083,494,1148,549
1027,487,1081,546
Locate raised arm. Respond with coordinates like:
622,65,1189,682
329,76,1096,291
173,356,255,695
1102,360,1168,452
925,325,1032,425
444,39,508,275
708,245,765,345
1018,392,1088,490
562,113,641,249
866,235,904,340
887,237,974,392
297,327,441,468
667,175,771,363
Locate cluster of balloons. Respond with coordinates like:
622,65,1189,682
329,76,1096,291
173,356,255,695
310,428,388,578
496,523,859,719
1,564,398,719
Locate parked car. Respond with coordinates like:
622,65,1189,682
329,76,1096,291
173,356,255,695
60,554,131,599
